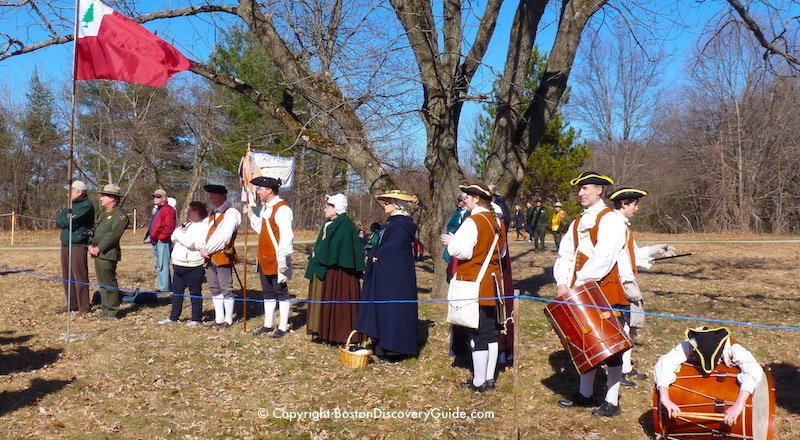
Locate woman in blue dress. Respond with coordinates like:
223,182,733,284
355,190,419,361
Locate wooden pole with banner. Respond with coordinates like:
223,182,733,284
241,144,252,332
512,289,521,440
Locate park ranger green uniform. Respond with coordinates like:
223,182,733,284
90,206,129,317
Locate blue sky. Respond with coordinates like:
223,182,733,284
0,1,744,160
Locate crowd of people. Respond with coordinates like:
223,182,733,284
54,171,766,426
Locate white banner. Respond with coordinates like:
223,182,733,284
239,150,296,203
252,151,295,189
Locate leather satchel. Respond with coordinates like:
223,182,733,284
447,230,500,329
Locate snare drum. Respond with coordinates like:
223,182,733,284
544,281,633,374
652,363,775,440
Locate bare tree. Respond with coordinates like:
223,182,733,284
2,0,799,291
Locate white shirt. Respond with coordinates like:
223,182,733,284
447,206,507,261
653,340,764,394
201,201,242,255
615,212,655,282
249,196,294,261
553,201,627,287
171,221,208,267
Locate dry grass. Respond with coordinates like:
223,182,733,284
1,230,798,439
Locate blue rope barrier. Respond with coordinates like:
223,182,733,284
2,263,798,331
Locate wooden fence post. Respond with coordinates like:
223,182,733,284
10,211,15,246
133,209,137,234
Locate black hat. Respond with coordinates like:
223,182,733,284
203,184,228,195
459,183,493,201
251,176,282,191
686,327,731,374
570,171,614,186
609,188,649,202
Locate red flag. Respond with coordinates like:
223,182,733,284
76,0,191,87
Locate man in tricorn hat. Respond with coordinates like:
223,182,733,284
200,184,241,328
88,184,129,319
608,187,677,386
248,177,294,338
654,327,764,426
553,171,630,416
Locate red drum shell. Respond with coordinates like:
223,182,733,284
652,363,776,440
543,280,633,374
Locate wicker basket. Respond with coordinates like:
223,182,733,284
339,330,372,369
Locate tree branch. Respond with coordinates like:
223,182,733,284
0,4,238,61
726,0,800,69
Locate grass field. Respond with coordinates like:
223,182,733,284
1,229,798,439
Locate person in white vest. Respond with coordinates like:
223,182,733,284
249,176,294,339
199,184,241,328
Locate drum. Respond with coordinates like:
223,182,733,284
652,363,775,440
543,280,633,374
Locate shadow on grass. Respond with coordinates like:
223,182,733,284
0,345,63,376
541,350,578,399
770,362,800,415
0,331,33,346
0,378,74,417
638,410,656,439
514,265,554,297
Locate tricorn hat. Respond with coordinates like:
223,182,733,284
686,326,731,374
203,184,228,196
459,183,493,201
251,176,282,191
99,183,121,197
570,171,614,186
609,188,649,202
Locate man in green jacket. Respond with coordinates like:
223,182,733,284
55,180,95,314
88,184,129,318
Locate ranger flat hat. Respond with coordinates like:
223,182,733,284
152,188,167,198
686,326,731,374
459,183,493,201
203,184,228,195
570,171,614,186
250,176,282,191
609,188,649,202
376,189,416,202
100,183,121,197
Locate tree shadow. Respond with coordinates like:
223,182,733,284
0,344,63,376
0,378,74,417
513,265,554,297
770,362,800,415
0,332,33,346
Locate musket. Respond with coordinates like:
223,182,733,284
653,252,694,261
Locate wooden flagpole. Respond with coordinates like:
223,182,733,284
64,0,83,342
512,289,521,440
241,143,251,332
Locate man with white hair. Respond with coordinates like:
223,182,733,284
55,180,95,314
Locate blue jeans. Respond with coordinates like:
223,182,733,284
152,241,172,291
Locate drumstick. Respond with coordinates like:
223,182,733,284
653,252,694,261
678,411,726,421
